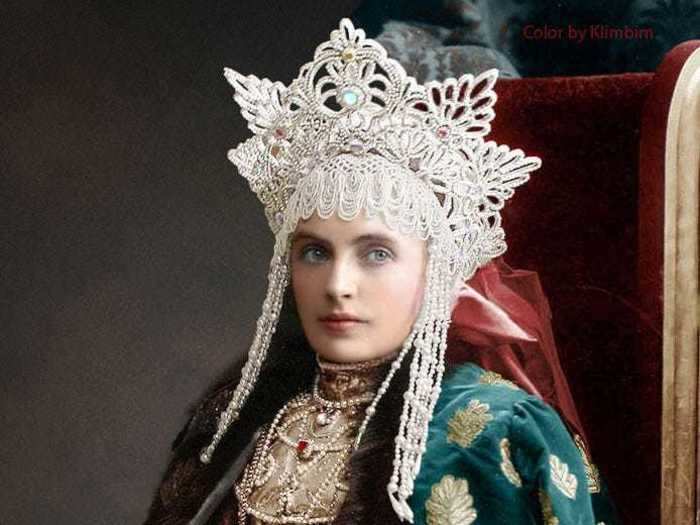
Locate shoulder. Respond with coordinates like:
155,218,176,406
420,363,538,482
170,354,302,452
432,362,532,427
429,362,576,458
409,365,606,524
170,370,242,453
145,371,242,523
438,362,526,400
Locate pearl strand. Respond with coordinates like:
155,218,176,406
387,248,455,519
413,265,449,461
353,328,417,449
387,250,438,496
200,256,289,464
356,245,440,453
235,393,298,524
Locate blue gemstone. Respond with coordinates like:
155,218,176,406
342,89,359,106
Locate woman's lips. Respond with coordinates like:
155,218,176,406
319,318,365,334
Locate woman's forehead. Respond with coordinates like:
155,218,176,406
292,212,417,246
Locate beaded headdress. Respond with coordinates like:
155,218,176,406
202,18,541,522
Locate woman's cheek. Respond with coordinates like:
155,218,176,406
291,268,314,312
376,274,411,310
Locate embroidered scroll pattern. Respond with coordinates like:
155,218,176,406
549,454,578,499
447,400,493,448
478,370,519,390
425,474,477,525
538,490,560,525
499,438,523,487
574,434,602,493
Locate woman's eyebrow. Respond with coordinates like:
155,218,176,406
290,231,327,245
291,230,397,247
351,233,397,247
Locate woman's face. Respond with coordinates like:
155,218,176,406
290,211,428,363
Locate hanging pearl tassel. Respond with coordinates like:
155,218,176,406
383,249,452,523
200,255,289,464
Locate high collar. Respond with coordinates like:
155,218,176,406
315,351,398,402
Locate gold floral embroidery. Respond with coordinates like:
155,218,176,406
538,489,560,525
574,434,602,493
499,438,523,487
549,454,578,499
447,400,493,448
479,370,519,389
426,475,478,525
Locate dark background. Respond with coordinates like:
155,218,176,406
1,1,360,523
2,0,689,523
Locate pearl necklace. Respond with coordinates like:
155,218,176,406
235,353,396,524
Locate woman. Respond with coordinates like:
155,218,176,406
145,18,619,524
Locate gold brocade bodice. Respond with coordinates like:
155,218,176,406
234,352,396,524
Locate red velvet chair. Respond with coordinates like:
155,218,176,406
488,41,700,524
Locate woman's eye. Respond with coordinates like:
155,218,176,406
366,248,393,264
300,246,328,263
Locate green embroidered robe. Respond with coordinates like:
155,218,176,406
408,363,620,525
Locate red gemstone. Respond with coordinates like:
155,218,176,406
297,440,309,453
436,125,450,139
274,127,286,139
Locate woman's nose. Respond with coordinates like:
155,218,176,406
325,258,357,300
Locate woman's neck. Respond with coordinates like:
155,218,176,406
315,351,399,402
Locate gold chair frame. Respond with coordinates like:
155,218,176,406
661,46,700,525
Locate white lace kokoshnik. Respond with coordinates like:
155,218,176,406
200,17,542,523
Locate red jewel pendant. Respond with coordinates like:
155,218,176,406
297,439,309,454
